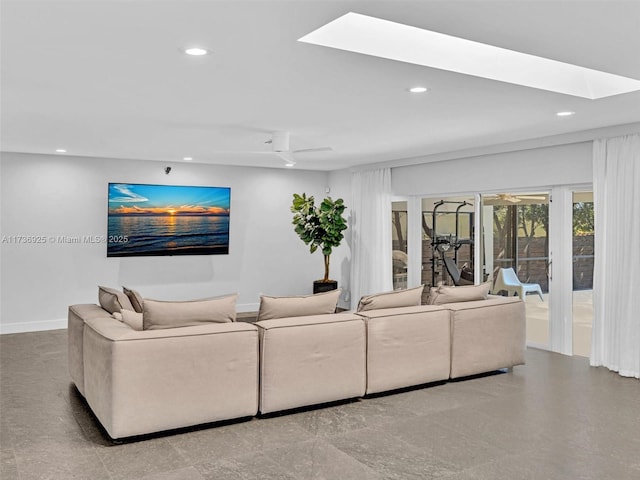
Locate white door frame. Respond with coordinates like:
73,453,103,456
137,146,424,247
406,196,423,288
548,186,574,355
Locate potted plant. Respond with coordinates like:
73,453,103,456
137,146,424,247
291,193,347,293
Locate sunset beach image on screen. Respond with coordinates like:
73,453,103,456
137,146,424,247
107,183,230,257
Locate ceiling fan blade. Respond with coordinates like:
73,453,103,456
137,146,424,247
292,146,333,154
494,193,522,203
207,150,277,155
276,152,296,166
487,194,522,203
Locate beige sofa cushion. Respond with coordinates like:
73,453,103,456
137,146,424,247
448,296,525,378
122,286,144,313
357,305,451,394
98,286,134,313
142,294,237,330
428,282,491,305
256,313,366,414
256,289,341,321
357,285,424,312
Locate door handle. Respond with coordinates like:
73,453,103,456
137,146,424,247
546,260,552,281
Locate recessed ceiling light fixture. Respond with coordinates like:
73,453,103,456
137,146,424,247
556,111,576,117
299,12,640,99
55,149,67,153
184,47,208,56
408,86,429,93
285,162,295,167
183,156,193,161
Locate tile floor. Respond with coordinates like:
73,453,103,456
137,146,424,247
1,329,639,480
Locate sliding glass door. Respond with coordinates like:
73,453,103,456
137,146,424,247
481,192,551,349
392,187,593,357
420,196,477,305
391,201,408,290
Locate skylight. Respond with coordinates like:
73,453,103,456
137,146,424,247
298,12,640,99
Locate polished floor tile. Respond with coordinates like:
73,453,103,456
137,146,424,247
328,426,457,479
1,329,639,480
264,438,383,480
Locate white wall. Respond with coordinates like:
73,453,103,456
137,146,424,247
392,141,593,196
0,152,328,333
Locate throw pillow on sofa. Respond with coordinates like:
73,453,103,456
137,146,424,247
122,310,143,331
256,289,341,321
427,282,491,305
142,294,237,330
112,310,143,331
98,286,135,314
357,285,424,312
122,286,144,313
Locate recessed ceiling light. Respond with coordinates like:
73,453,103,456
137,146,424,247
184,47,208,56
556,111,576,117
55,149,67,153
408,86,429,93
183,157,193,161
299,12,640,99
285,162,295,167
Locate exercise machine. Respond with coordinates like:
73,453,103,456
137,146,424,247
430,200,475,286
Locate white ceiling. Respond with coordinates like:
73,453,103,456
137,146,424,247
2,0,639,171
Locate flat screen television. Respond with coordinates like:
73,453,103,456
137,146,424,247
107,183,230,257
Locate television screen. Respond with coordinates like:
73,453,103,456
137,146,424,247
107,183,230,257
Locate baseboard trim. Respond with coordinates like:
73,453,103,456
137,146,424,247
526,341,551,351
1,304,262,335
1,303,262,335
1,318,67,335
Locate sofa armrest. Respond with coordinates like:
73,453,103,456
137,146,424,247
85,315,257,340
83,316,259,439
447,296,525,378
68,304,114,396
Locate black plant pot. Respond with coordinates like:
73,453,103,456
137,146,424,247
313,280,338,294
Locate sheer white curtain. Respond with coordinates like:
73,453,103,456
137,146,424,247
591,133,640,378
350,168,393,309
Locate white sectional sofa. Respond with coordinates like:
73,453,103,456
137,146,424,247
68,285,525,439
